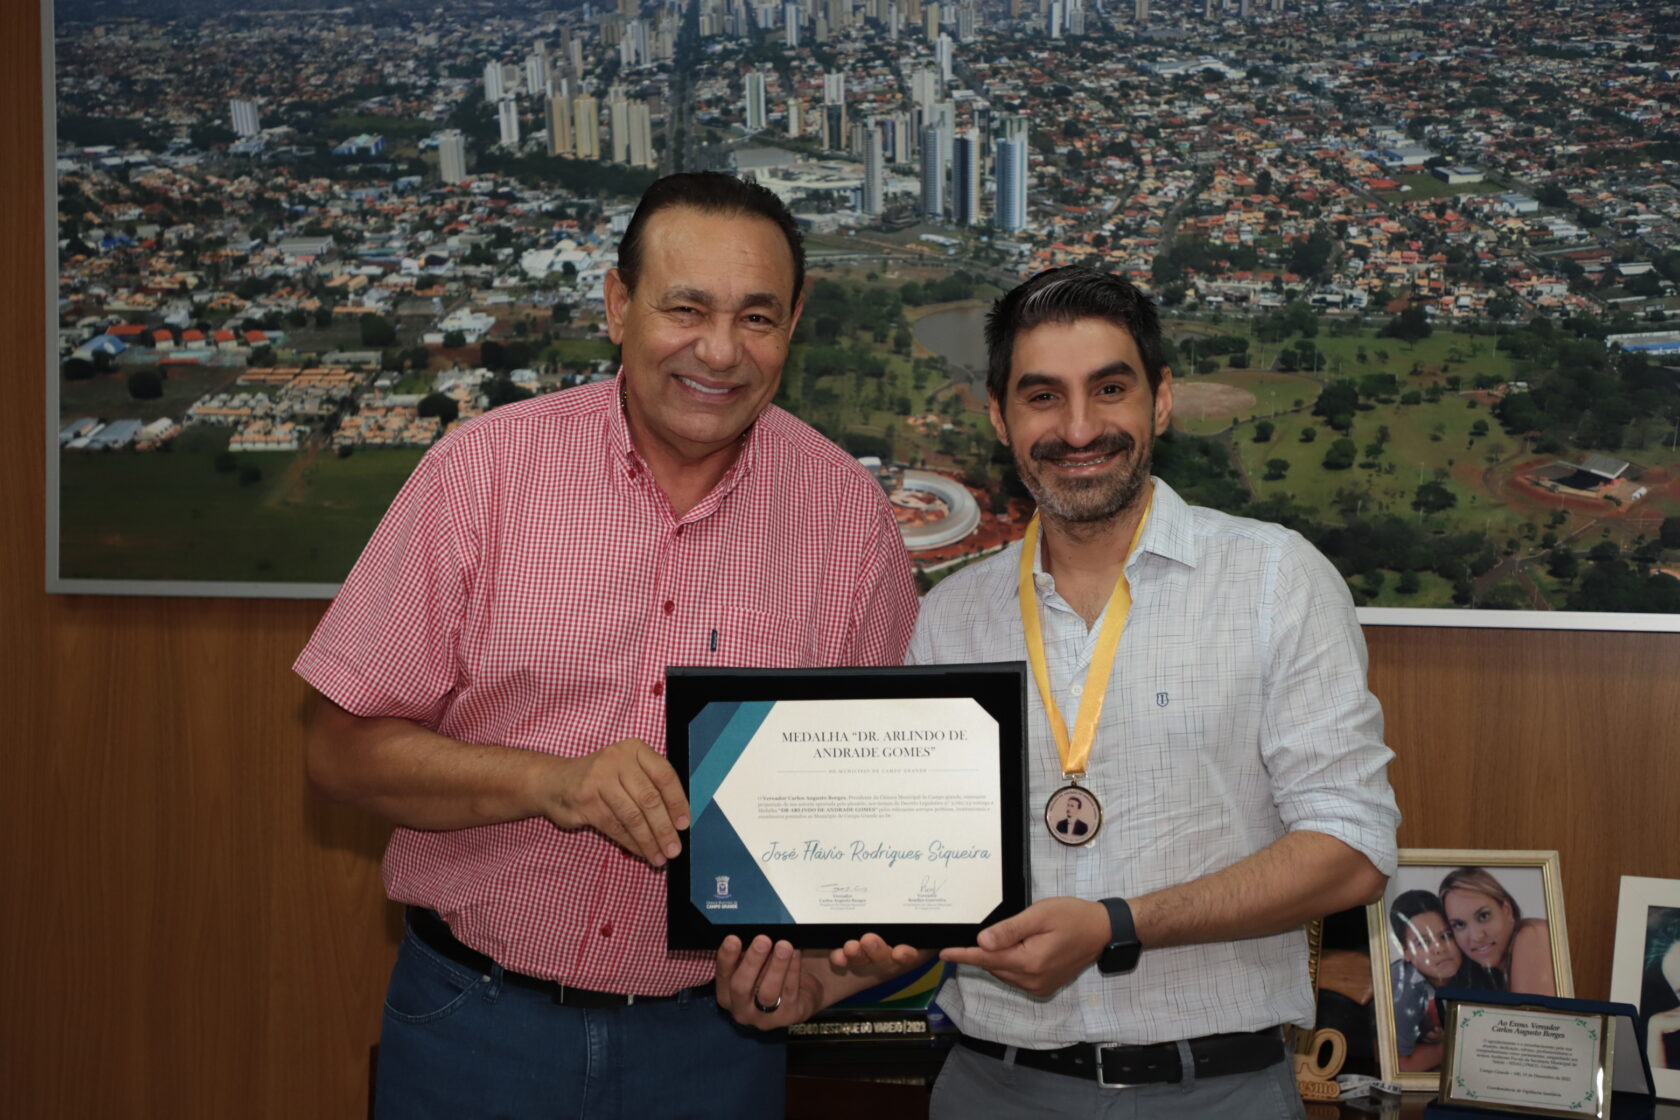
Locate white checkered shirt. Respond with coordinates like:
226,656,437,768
908,478,1398,1047
296,377,917,994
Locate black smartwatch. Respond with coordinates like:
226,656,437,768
1097,897,1142,975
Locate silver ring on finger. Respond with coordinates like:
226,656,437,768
753,992,783,1014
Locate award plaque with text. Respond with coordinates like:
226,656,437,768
664,664,1029,950
1425,988,1661,1120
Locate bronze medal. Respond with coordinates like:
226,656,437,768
1045,782,1102,846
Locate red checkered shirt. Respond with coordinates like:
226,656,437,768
295,376,918,994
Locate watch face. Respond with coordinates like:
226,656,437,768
1098,898,1140,975
1099,940,1141,975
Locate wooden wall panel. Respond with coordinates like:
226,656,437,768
2,5,1675,1116
1369,625,1680,1002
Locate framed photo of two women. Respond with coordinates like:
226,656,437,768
1368,850,1574,1091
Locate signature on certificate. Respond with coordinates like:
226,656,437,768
814,882,870,912
916,876,946,900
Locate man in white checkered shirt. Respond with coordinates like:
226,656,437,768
908,266,1400,1119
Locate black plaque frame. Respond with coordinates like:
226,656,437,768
665,663,1029,951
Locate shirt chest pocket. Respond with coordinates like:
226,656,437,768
698,606,817,669
1133,686,1207,751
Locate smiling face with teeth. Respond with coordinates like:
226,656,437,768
605,205,802,507
988,316,1174,529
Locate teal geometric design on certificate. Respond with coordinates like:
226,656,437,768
689,700,774,822
688,700,745,769
690,796,794,924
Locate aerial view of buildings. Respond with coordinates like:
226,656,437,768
51,0,1680,613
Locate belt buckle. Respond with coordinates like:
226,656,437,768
1095,1044,1133,1090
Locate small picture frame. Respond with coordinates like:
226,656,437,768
1438,994,1612,1118
1609,875,1680,1102
1368,849,1574,1090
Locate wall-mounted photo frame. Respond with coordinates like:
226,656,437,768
39,0,1680,626
1368,849,1573,1091
1610,875,1680,1103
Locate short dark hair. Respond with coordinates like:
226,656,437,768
1390,889,1448,944
617,172,805,306
984,265,1167,401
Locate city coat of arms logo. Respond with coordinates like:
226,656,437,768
715,875,731,899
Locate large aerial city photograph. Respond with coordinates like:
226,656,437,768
49,0,1680,616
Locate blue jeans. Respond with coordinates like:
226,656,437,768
375,919,786,1119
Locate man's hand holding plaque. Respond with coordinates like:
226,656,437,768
714,933,928,1029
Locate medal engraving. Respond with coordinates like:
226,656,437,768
1045,783,1101,846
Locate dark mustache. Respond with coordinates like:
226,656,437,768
1029,431,1134,462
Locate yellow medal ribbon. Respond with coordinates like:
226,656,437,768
1017,490,1154,779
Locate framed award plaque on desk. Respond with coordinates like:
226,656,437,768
664,663,1029,951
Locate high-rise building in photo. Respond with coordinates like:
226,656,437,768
911,67,940,114
823,102,847,151
786,98,801,138
498,99,521,147
863,125,885,217
1134,0,1148,23
573,94,600,159
609,88,631,163
920,122,946,218
483,60,506,102
546,94,575,156
438,129,467,184
627,101,655,167
952,131,980,226
746,71,768,131
526,50,551,95
995,136,1026,231
229,99,260,138
785,2,801,45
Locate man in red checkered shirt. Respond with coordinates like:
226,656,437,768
297,173,919,1119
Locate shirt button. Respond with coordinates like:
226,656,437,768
600,922,613,938
652,681,664,696
1069,683,1083,697
663,600,674,615
628,468,638,479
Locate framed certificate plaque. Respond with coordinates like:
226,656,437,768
664,663,1029,950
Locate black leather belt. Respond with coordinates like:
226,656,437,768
406,907,713,1009
958,1028,1284,1088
